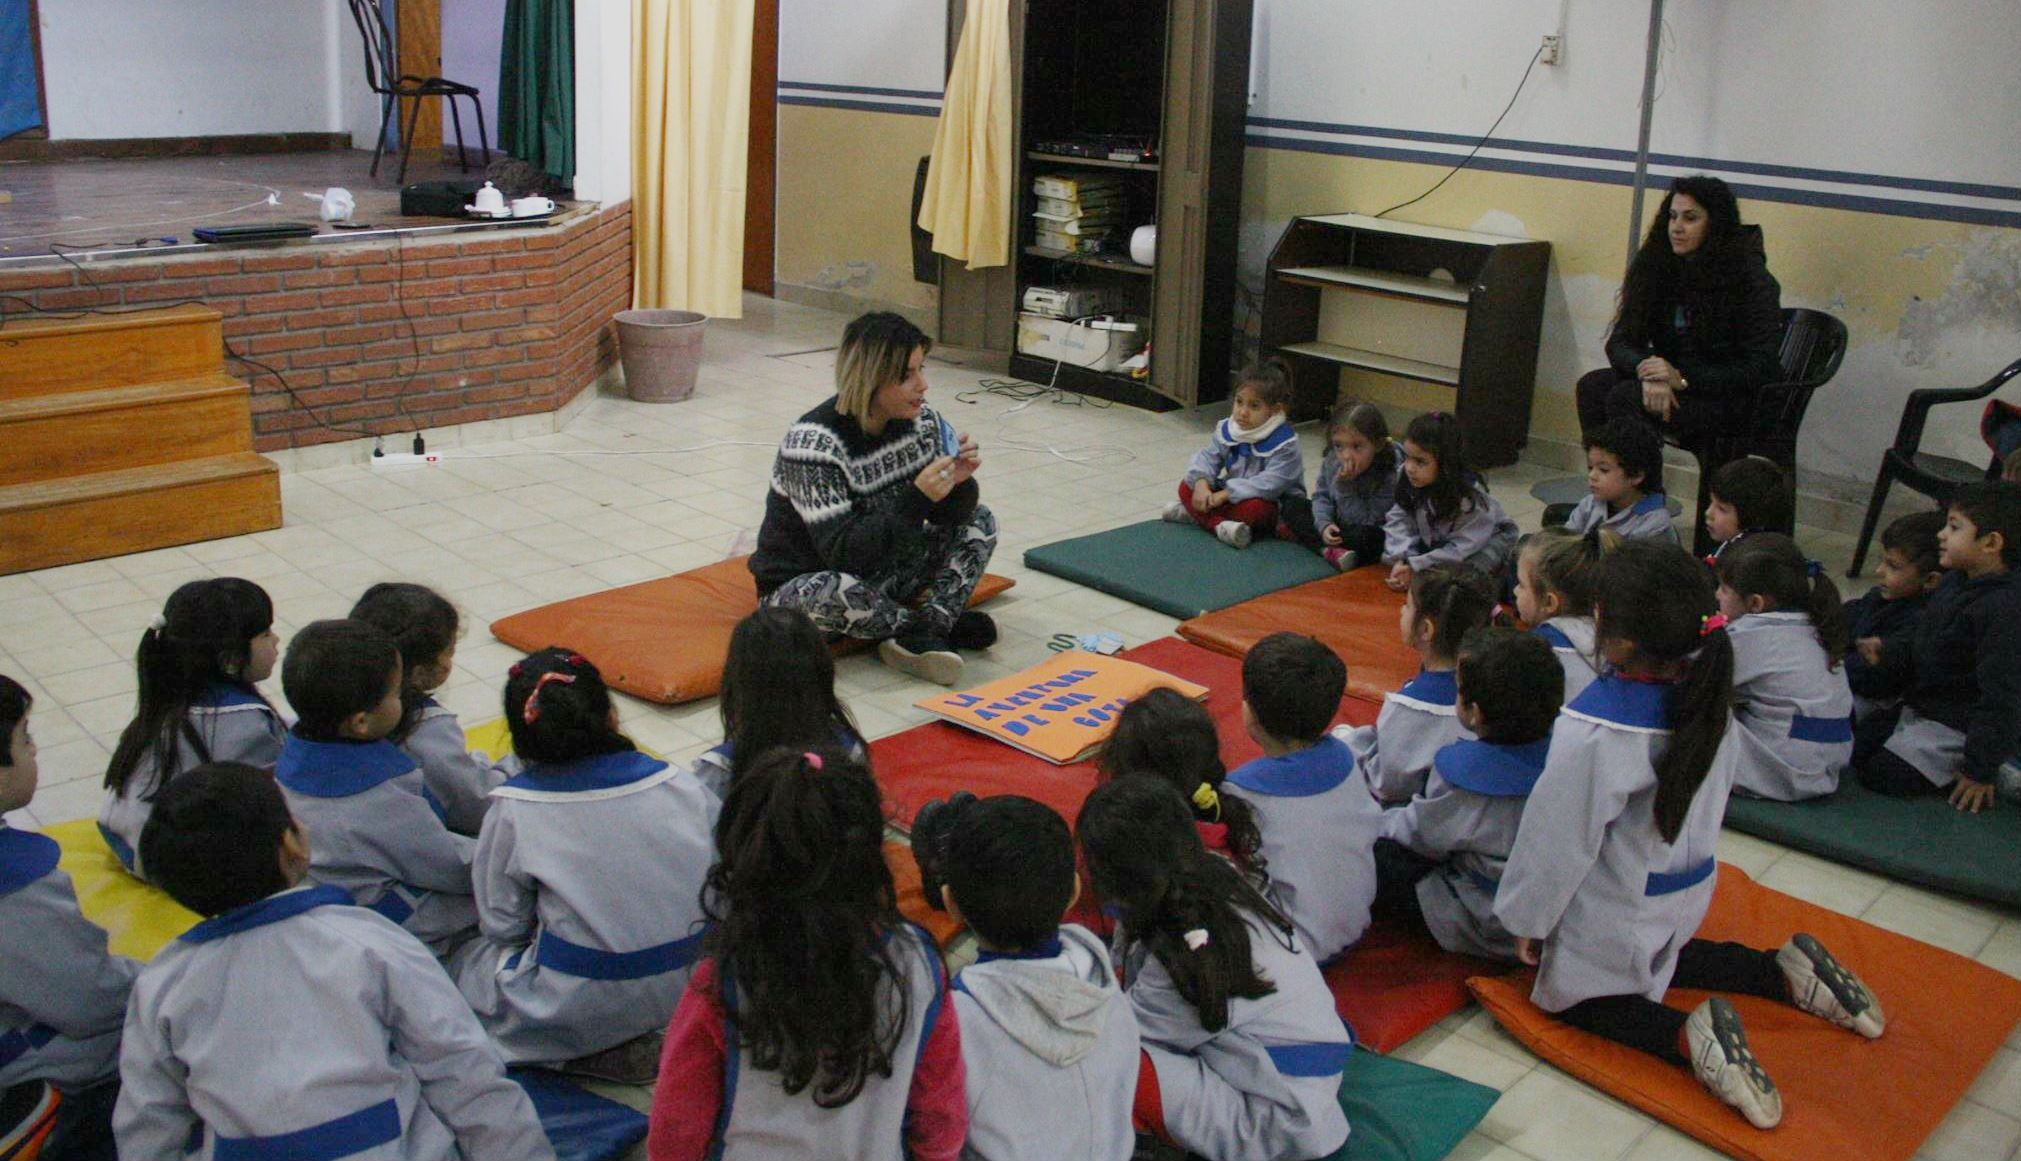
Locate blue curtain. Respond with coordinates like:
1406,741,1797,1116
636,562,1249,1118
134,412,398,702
0,0,41,139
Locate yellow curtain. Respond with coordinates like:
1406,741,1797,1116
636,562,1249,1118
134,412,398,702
634,0,755,318
916,0,1011,270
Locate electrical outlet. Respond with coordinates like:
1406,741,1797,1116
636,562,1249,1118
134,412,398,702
369,452,444,469
1540,34,1562,65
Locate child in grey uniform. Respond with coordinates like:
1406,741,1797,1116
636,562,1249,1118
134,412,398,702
648,749,966,1161
116,762,552,1161
1278,401,1402,571
1164,359,1306,549
1382,411,1519,592
1225,633,1382,964
351,583,503,836
457,649,717,1084
100,578,284,878
1079,777,1351,1161
1715,535,1855,800
1555,417,1679,544
690,607,866,801
1341,565,1496,803
1496,541,1886,1130
911,794,1138,1161
275,620,478,961
1373,628,1560,961
1100,689,1267,882
1511,527,1612,703
1,676,136,1161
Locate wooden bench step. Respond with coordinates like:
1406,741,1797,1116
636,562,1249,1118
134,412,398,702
0,453,281,575
0,305,224,397
0,374,255,488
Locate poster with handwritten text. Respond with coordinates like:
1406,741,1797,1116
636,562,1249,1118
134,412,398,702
914,652,1210,764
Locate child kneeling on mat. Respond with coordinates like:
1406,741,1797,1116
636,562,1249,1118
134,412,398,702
1342,564,1497,804
910,793,1139,1161
1495,540,1885,1130
117,762,552,1160
1278,400,1401,570
1224,633,1383,964
1163,360,1304,549
1715,534,1855,802
1373,627,1560,962
1080,777,1350,1161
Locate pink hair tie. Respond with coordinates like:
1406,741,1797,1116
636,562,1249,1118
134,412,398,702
804,751,824,771
1699,612,1729,637
521,671,576,724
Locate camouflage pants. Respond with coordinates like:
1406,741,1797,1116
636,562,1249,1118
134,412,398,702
762,505,997,641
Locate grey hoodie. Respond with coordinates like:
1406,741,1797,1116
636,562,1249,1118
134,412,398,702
952,923,1140,1161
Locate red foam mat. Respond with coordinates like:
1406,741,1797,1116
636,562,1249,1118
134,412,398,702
1328,923,1506,1055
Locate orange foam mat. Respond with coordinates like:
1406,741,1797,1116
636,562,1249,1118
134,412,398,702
489,556,1014,705
1469,865,2021,1161
887,839,963,949
1177,568,1420,702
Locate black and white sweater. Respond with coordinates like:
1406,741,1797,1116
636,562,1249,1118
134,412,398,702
748,397,978,596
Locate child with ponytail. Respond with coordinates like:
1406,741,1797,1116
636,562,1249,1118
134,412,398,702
691,607,865,800
1382,411,1519,591
647,747,964,1161
1099,688,1266,881
457,648,717,1083
1342,564,1498,803
1496,540,1885,1131
1715,534,1855,800
1077,777,1350,1161
1512,526,1617,702
100,578,284,877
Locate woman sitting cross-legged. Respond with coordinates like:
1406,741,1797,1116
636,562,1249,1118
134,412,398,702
748,312,998,686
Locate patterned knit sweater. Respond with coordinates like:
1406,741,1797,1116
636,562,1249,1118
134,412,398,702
749,397,978,596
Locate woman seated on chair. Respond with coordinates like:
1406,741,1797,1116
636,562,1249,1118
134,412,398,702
1576,175,1783,444
747,311,998,686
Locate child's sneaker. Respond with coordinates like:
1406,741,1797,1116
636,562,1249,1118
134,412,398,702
1684,997,1782,1129
1323,547,1359,571
1776,933,1885,1038
879,633,963,686
1161,501,1192,524
1215,522,1252,549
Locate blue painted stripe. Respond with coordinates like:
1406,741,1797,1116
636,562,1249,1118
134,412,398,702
1644,857,1717,897
536,928,705,981
1790,713,1855,744
1265,1041,1354,1078
779,81,943,101
0,1023,56,1069
212,1098,401,1161
778,95,941,118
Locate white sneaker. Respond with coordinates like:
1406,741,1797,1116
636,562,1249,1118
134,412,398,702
1161,501,1192,523
1215,522,1252,549
1777,933,1885,1039
1685,997,1782,1130
879,635,963,686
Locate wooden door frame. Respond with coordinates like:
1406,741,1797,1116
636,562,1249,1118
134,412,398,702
743,0,778,295
395,0,442,152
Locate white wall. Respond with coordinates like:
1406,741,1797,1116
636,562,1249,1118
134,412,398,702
570,0,630,205
441,0,505,149
778,0,944,92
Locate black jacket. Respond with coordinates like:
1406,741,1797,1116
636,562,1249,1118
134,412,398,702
1840,586,1928,701
1869,568,2021,782
1605,224,1784,413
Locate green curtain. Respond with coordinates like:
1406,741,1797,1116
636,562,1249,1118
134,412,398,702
498,0,574,181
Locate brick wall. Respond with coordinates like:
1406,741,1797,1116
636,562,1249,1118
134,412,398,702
0,205,633,450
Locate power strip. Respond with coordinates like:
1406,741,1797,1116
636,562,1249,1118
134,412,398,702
369,451,445,469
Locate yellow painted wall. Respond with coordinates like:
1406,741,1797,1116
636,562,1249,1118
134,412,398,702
775,104,941,314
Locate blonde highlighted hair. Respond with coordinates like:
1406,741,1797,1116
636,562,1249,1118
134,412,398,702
1517,525,1622,618
835,312,932,426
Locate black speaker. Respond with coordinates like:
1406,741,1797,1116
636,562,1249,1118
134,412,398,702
400,179,485,218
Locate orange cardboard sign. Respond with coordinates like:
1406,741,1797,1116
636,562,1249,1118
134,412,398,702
913,651,1210,764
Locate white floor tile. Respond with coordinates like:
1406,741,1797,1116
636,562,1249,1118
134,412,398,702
1478,1068,1653,1161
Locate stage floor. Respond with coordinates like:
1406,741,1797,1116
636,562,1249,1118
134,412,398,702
0,150,554,264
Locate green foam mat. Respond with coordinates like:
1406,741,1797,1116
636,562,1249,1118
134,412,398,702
1023,519,1337,619
1724,777,2021,906
1326,1048,1498,1161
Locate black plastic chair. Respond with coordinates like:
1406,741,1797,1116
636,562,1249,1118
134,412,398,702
1846,356,2021,577
348,0,490,183
1668,307,1848,556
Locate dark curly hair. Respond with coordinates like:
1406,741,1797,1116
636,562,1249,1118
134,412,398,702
1098,688,1266,880
719,607,861,788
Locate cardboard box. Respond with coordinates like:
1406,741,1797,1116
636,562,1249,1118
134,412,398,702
1015,313,1146,372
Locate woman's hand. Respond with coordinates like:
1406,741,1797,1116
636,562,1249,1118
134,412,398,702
950,433,981,484
914,456,962,502
1640,380,1679,422
1321,523,1344,547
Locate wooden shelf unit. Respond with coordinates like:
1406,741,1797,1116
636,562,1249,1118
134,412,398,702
1261,213,1550,467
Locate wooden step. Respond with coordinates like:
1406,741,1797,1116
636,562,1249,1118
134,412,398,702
0,305,224,398
0,374,255,487
0,453,281,575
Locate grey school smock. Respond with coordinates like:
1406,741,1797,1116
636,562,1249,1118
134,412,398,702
97,683,285,877
1727,610,1854,801
0,825,136,1092
1338,668,1473,804
1222,736,1383,965
1561,492,1681,545
1532,617,1600,705
398,699,507,837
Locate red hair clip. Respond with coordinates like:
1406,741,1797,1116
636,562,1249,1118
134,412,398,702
521,671,577,724
1699,612,1729,637
803,751,824,771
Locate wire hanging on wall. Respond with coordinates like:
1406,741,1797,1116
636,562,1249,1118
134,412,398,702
1370,44,1546,221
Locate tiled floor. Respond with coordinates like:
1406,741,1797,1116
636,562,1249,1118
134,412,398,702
5,294,2017,1160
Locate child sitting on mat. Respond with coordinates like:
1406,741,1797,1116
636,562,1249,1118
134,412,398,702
117,762,551,1160
690,607,866,801
457,649,716,1083
1277,400,1400,571
275,620,478,961
100,578,284,879
1854,481,2021,813
1341,564,1497,804
1512,526,1614,703
1,674,135,1161
1373,627,1560,961
648,748,964,1161
1223,633,1382,964
1079,777,1350,1161
1716,534,1855,801
1557,417,1679,544
1100,688,1266,882
350,582,501,836
1842,511,1943,744
1163,359,1304,549
1383,411,1519,591
1496,540,1885,1130
1703,455,1793,564
909,794,1138,1161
